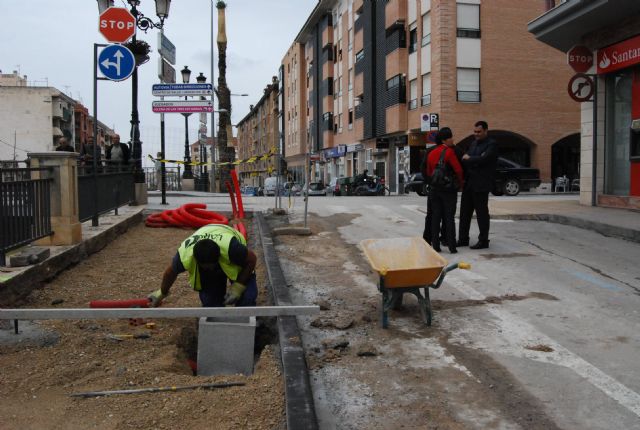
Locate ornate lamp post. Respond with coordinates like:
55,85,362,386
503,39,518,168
96,0,172,186
196,72,208,190
181,66,194,179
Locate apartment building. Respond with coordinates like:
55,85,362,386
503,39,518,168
236,77,280,187
529,0,640,209
283,0,579,192
0,70,121,160
0,81,76,160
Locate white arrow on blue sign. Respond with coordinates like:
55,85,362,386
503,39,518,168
152,83,213,96
98,44,135,81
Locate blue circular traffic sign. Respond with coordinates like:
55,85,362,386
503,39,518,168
98,44,135,81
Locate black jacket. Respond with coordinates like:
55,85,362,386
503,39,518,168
462,137,498,193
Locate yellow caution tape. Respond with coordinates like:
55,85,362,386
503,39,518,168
148,147,277,167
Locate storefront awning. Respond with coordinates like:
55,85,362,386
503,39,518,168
528,0,640,52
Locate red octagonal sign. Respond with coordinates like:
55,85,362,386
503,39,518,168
567,45,594,73
99,7,136,43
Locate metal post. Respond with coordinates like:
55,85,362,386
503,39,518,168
183,107,193,178
210,0,216,192
304,151,310,228
160,96,167,204
92,43,100,227
591,76,598,207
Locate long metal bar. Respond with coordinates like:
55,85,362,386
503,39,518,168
591,75,598,207
92,43,100,226
0,306,319,320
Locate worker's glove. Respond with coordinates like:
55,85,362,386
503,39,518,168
224,282,247,306
147,289,167,307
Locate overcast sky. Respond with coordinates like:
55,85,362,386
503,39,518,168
0,0,317,165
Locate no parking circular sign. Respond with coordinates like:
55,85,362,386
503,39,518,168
567,73,594,102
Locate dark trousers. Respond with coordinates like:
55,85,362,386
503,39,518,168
430,189,457,249
423,193,447,244
198,273,258,307
458,190,490,242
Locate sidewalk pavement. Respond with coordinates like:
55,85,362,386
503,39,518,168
146,190,639,243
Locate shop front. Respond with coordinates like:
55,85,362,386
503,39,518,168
528,1,640,208
322,145,346,183
598,35,640,205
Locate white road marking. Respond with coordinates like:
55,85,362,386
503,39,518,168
446,276,640,417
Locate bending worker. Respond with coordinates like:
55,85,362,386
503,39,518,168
148,224,257,307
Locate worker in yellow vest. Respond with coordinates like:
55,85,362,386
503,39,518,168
148,224,257,307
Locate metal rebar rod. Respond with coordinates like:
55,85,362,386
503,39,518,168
70,381,245,398
0,306,319,320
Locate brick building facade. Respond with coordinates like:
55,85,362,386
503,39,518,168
279,0,580,192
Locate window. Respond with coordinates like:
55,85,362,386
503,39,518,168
348,69,353,91
386,74,401,90
338,113,343,133
355,49,364,62
408,27,418,54
348,109,353,129
323,112,332,122
457,4,480,38
422,73,431,106
348,29,353,51
409,79,417,110
422,12,431,46
457,68,481,102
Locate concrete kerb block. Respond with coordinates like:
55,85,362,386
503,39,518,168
197,316,256,376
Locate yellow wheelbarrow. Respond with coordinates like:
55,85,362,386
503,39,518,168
361,237,470,328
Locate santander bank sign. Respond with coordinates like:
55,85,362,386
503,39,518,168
597,33,640,74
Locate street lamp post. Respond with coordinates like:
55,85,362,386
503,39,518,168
181,66,193,179
196,72,208,191
96,0,172,188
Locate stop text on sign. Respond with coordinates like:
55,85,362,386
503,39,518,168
100,19,135,31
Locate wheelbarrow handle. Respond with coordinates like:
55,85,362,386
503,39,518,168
432,262,472,289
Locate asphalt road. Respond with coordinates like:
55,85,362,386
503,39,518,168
282,194,640,429
148,192,639,428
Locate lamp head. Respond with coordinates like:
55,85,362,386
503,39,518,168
181,66,191,84
196,73,207,84
155,0,171,18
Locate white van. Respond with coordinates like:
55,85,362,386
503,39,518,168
264,176,282,196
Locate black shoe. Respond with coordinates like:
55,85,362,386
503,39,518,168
470,241,489,250
449,247,458,254
432,244,442,252
456,239,469,247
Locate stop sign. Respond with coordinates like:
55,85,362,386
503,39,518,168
567,45,593,73
99,7,136,43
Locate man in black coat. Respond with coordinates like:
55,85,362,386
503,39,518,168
457,121,498,249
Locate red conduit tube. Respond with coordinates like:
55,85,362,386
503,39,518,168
189,207,229,224
90,299,149,308
225,181,238,218
235,222,247,240
231,170,244,219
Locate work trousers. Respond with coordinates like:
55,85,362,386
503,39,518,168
198,273,258,307
430,189,458,249
458,190,490,243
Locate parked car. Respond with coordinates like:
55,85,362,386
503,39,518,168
264,176,282,196
493,157,541,196
303,182,326,196
405,172,429,196
403,157,541,197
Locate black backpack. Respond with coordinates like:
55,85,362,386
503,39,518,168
430,148,457,191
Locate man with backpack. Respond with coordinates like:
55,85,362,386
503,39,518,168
426,127,464,253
